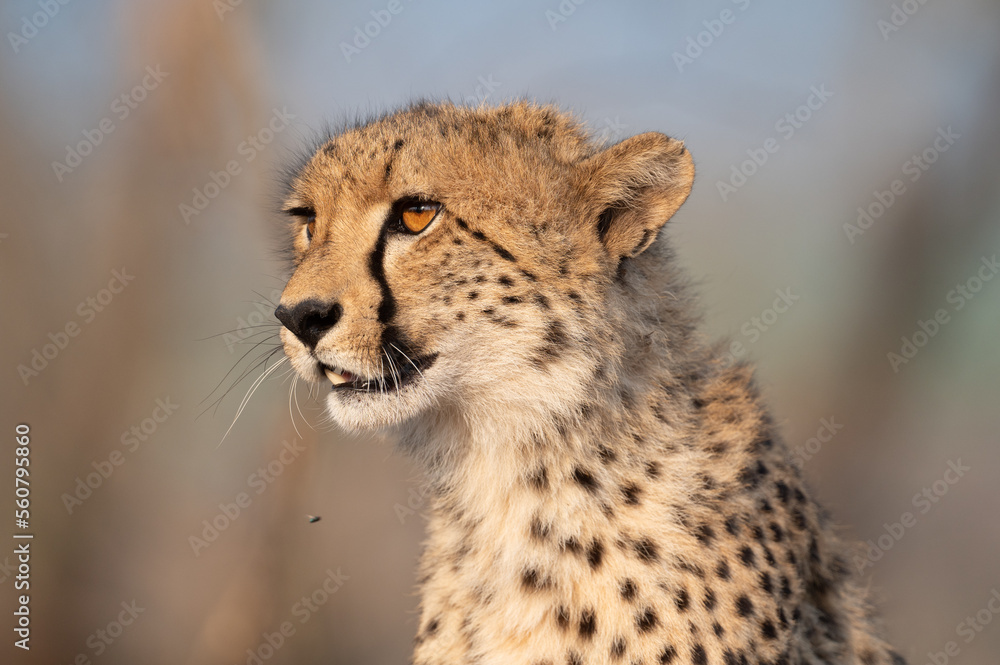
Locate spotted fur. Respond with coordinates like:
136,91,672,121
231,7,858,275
275,101,906,665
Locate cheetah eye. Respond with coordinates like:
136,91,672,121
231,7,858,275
399,202,442,234
286,206,317,243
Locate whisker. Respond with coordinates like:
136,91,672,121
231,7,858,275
217,355,288,448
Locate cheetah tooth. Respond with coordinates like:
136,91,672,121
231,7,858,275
325,368,348,385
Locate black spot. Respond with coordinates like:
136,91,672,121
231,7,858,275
716,559,731,580
780,576,792,598
545,319,568,347
498,275,514,286
659,645,677,664
713,622,724,636
751,525,765,541
522,568,546,590
792,509,807,530
738,465,761,489
455,312,465,321
529,467,548,490
622,483,641,505
636,608,658,632
634,538,659,563
567,651,582,665
739,545,756,567
775,481,790,505
759,571,773,594
620,579,637,601
724,516,740,536
535,293,551,310
573,467,599,493
556,606,570,630
674,588,690,612
587,540,604,569
723,650,741,665
769,523,784,542
736,595,754,617
530,517,550,541
703,589,716,611
695,524,714,546
761,619,777,640
468,291,479,300
562,537,581,555
598,446,617,463
646,461,661,479
759,498,773,513
567,290,582,303
425,617,439,635
579,610,597,638
502,296,522,305
691,644,707,665
611,638,626,659
794,487,806,503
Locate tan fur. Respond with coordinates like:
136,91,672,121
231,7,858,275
275,102,906,665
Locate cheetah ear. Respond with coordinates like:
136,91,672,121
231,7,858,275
577,132,694,261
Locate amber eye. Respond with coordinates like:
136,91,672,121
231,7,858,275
305,218,316,241
400,202,441,234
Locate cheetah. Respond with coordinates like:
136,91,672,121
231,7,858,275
273,101,907,665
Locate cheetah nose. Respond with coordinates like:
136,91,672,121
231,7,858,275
274,299,343,349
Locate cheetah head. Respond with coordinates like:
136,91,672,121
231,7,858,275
276,102,694,433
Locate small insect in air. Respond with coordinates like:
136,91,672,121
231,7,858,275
307,515,321,523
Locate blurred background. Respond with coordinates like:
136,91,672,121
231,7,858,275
1,1,999,663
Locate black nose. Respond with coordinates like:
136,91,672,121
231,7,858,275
274,300,342,349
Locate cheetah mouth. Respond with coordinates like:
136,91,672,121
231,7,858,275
319,353,438,393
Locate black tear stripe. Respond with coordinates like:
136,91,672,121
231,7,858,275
368,226,397,330
367,212,438,376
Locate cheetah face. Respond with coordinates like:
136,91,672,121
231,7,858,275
275,103,693,432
